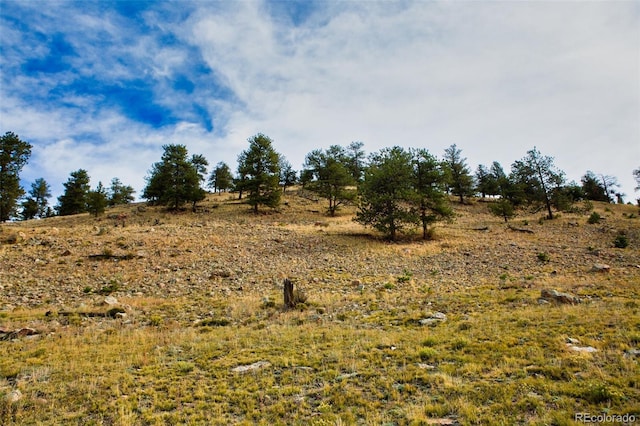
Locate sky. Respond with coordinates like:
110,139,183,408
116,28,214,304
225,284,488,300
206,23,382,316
1,0,639,204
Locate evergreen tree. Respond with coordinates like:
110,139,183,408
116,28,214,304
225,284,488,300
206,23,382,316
142,145,206,210
57,169,91,216
475,164,499,198
411,148,453,239
442,144,474,203
208,162,234,193
20,198,39,220
20,178,51,219
346,141,366,182
581,171,608,202
355,147,417,241
0,131,32,221
634,167,640,191
87,182,108,217
279,159,297,194
108,178,136,206
237,134,282,213
303,145,356,216
511,147,565,219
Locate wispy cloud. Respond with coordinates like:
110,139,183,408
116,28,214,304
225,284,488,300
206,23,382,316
1,1,638,201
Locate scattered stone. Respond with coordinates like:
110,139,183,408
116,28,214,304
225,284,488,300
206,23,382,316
103,296,118,306
1,327,39,341
61,249,72,256
420,311,447,326
591,263,611,273
5,389,23,404
566,337,581,345
540,289,580,305
424,418,456,425
231,361,271,373
336,372,359,381
624,349,640,358
417,363,436,370
567,343,597,353
293,366,314,372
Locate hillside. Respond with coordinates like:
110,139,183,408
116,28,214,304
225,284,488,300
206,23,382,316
1,192,639,425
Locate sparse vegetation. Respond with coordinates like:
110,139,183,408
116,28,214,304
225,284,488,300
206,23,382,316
588,211,601,224
0,193,638,425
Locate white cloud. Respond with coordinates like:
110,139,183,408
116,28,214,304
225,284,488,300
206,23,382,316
3,0,639,203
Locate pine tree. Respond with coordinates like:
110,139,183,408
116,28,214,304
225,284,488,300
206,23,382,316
442,144,474,204
108,178,136,206
237,134,282,213
303,145,356,216
20,178,51,220
87,182,109,217
411,148,453,239
0,131,32,221
142,145,206,210
208,162,234,193
57,169,91,216
355,147,417,241
511,147,565,219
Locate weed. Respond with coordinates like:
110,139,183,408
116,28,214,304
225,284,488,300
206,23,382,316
417,348,438,362
98,279,119,295
537,252,550,262
587,212,601,224
614,232,629,249
396,269,413,283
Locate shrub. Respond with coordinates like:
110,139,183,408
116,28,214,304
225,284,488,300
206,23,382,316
537,252,550,262
587,212,601,224
613,232,629,249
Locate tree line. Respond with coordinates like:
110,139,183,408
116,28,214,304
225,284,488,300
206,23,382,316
2,130,639,239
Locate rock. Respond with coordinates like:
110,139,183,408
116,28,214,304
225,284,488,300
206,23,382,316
567,343,597,353
420,311,447,326
417,363,436,370
566,337,580,345
591,263,610,273
1,327,39,341
431,312,447,321
103,296,118,306
5,389,23,404
540,289,580,305
61,249,72,256
336,372,359,380
231,361,271,373
624,349,640,358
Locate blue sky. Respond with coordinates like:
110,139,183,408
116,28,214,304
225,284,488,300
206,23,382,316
1,0,639,202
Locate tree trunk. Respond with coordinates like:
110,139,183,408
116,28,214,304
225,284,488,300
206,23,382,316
283,279,294,309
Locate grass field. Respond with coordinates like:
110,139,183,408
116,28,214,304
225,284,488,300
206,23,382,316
1,191,639,425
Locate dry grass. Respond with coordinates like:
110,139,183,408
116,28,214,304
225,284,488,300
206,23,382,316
1,191,639,425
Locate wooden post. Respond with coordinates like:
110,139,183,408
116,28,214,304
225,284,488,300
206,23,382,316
283,278,294,309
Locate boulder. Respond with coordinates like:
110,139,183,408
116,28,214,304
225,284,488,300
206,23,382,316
5,389,23,404
591,263,610,273
231,361,271,373
540,289,580,305
103,296,118,306
420,312,447,326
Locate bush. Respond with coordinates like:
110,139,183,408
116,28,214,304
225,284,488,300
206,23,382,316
614,232,629,249
537,252,550,262
587,212,601,224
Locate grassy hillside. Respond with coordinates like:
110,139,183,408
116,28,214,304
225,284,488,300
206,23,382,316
1,191,639,425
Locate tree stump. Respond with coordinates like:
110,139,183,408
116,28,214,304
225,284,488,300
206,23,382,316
284,278,295,309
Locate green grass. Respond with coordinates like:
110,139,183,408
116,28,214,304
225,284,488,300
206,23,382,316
1,195,639,424
2,286,639,425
